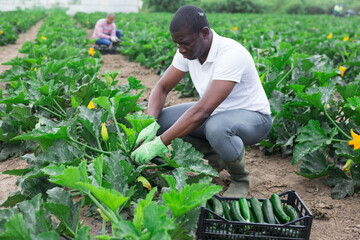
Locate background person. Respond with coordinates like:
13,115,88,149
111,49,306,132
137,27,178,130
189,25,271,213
131,5,272,198
92,13,122,47
334,3,344,17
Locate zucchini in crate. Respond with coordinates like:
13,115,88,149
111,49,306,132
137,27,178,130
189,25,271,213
221,201,232,220
262,198,276,224
209,196,224,217
283,204,301,225
270,193,290,223
249,197,264,223
230,200,246,222
239,197,251,222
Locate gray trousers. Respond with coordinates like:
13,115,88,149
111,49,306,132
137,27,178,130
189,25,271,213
157,102,272,162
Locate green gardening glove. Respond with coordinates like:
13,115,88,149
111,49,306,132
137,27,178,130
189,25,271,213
135,122,160,146
131,136,169,164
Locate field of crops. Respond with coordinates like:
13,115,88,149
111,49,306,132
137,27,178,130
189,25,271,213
0,8,359,239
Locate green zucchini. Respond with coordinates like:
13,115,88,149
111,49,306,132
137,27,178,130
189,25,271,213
239,198,251,222
222,201,231,220
270,194,290,223
249,197,264,223
262,199,276,224
283,205,301,225
210,197,223,217
230,200,246,222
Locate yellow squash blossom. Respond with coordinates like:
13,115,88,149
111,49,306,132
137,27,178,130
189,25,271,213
137,176,152,190
87,100,96,109
343,36,349,41
232,26,238,31
349,129,360,150
41,36,47,40
339,66,346,77
101,123,109,142
86,20,90,24
88,47,95,56
0,30,3,35
327,33,333,39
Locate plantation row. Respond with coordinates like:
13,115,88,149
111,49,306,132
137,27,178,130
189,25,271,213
0,11,220,239
75,12,360,199
0,10,47,45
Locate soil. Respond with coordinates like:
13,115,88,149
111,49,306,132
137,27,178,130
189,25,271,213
1,19,360,240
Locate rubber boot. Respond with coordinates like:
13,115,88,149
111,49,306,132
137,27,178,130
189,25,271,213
222,150,250,198
182,136,226,173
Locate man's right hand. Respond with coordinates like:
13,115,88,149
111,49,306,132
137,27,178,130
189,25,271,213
110,36,119,42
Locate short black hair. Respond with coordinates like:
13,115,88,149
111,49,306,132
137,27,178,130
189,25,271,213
169,5,210,34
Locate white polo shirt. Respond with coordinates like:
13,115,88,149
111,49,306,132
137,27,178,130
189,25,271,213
171,29,271,115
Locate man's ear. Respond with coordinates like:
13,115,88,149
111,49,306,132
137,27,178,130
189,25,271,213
201,27,210,38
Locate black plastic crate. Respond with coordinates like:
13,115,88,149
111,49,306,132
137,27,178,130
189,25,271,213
196,190,313,240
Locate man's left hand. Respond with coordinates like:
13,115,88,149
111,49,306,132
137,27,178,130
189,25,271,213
131,136,169,164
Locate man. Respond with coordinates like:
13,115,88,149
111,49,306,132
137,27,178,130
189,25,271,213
92,13,122,47
131,5,272,198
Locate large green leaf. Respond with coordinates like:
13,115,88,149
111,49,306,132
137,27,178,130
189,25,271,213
44,161,89,191
0,213,31,240
294,150,335,178
46,187,83,235
0,89,29,104
324,167,356,199
162,176,221,218
77,106,103,139
104,154,130,194
292,120,338,165
169,138,218,177
296,86,335,109
113,92,143,118
268,47,295,71
336,83,360,100
0,208,19,232
12,124,70,150
18,195,55,239
133,188,157,231
125,113,155,134
143,202,174,240
78,183,129,213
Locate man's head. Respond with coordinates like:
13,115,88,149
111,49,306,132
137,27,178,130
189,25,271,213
169,5,209,35
106,13,115,24
169,5,212,61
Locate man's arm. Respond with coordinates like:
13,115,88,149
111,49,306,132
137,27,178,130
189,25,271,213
160,80,236,145
147,65,187,119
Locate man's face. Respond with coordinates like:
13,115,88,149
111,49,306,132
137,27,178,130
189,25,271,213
106,16,115,24
171,27,208,60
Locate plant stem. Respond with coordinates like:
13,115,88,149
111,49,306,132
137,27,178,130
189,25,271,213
323,106,352,139
102,219,106,235
70,138,111,155
275,66,295,88
96,137,103,151
111,112,127,152
87,193,118,224
54,99,66,115
38,105,63,118
144,163,170,169
332,139,349,143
